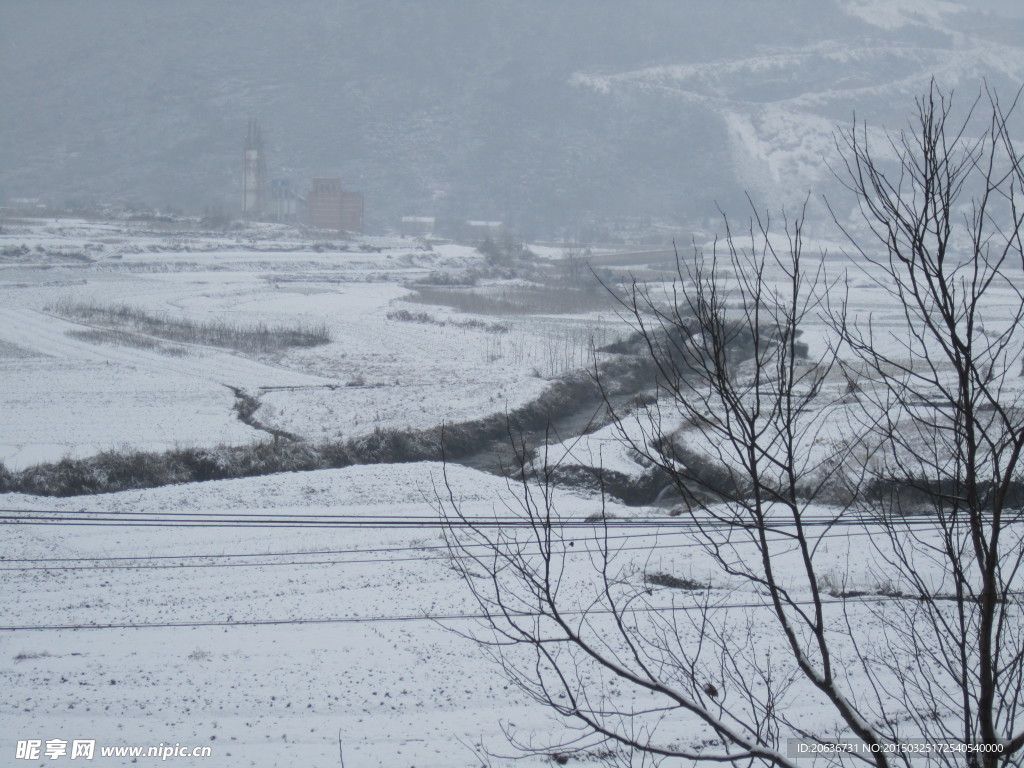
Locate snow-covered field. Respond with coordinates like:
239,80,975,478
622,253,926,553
0,220,605,469
0,219,642,766
0,462,935,767
0,463,610,766
3,218,1022,766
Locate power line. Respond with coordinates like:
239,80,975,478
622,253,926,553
0,529,895,572
0,506,956,522
0,507,971,530
1,530,683,563
0,594,908,633
0,542,686,572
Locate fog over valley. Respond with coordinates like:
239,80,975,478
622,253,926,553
4,0,1024,236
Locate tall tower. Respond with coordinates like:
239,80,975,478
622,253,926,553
242,119,266,218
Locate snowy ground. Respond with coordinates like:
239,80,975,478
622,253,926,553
0,462,945,767
3,218,1023,766
0,463,562,766
0,220,610,469
0,219,642,765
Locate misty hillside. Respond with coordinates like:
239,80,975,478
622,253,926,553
3,0,1024,236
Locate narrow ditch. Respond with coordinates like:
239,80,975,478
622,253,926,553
226,385,301,442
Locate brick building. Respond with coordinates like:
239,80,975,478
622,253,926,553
307,178,363,232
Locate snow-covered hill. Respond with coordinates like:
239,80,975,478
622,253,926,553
569,1,1024,220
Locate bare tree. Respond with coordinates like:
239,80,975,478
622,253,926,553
826,83,1024,768
439,84,1024,767
561,242,591,284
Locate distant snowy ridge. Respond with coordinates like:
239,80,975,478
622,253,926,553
568,41,1024,108
844,0,968,31
568,18,1024,213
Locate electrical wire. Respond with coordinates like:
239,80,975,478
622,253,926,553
13,593,1019,632
0,529,902,572
0,506,975,530
0,594,914,632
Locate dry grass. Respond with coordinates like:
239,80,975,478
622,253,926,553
65,328,190,357
406,283,623,316
644,572,706,590
386,308,510,333
51,300,331,354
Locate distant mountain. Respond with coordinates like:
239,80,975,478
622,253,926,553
2,0,1023,237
